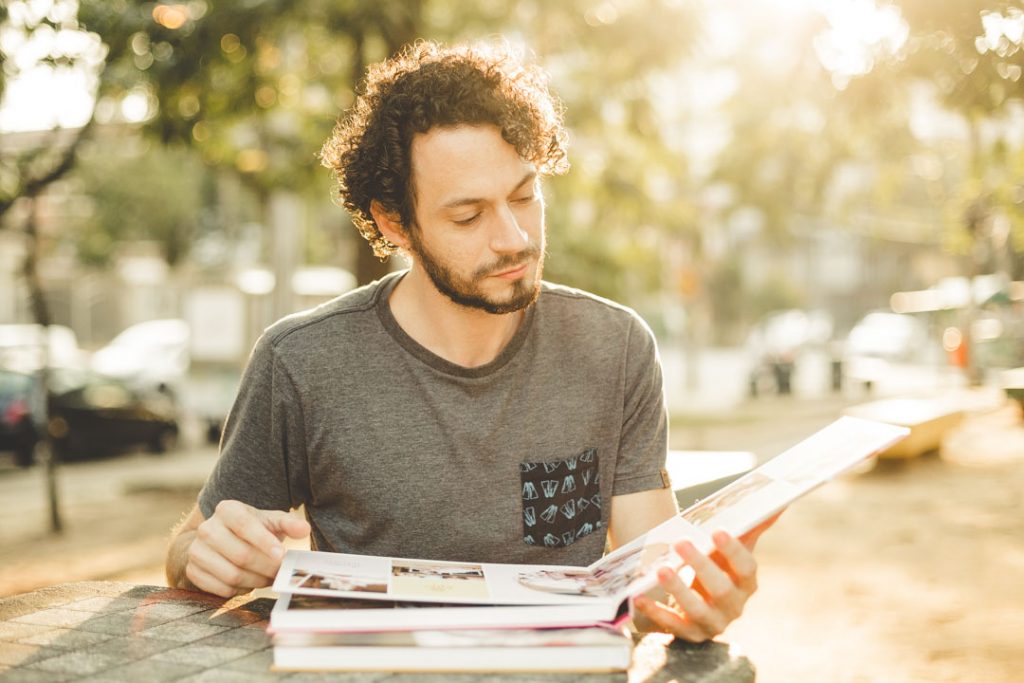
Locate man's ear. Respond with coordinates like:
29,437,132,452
370,200,409,251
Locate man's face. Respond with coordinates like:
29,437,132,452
405,125,545,315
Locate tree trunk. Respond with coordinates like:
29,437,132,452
22,198,63,533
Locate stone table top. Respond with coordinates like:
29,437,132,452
0,581,755,682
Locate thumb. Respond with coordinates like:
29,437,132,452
261,510,311,540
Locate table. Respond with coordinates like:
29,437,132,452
843,398,964,459
0,582,755,682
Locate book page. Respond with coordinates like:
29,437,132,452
273,549,612,606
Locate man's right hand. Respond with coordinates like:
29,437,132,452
174,500,311,598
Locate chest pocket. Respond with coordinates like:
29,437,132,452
520,448,602,548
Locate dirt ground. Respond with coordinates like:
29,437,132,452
722,403,1024,683
1,400,1021,682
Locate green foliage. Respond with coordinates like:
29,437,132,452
71,141,206,267
10,0,1021,311
746,274,806,320
869,1,1024,274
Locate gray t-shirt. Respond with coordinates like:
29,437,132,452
199,272,669,567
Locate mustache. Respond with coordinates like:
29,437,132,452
474,243,542,279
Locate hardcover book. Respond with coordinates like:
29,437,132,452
272,621,633,672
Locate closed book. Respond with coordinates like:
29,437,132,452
272,624,633,673
269,592,631,634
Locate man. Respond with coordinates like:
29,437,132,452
166,41,770,642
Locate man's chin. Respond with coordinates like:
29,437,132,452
458,279,540,315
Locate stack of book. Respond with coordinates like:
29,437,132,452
267,416,908,673
270,593,634,673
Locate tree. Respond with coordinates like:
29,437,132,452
880,0,1024,269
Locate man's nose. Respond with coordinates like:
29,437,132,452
490,204,530,253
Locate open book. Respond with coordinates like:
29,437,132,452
271,416,907,631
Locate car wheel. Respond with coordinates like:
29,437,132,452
150,427,178,454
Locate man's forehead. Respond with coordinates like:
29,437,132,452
410,125,536,206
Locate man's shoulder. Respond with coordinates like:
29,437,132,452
261,272,397,352
539,281,647,329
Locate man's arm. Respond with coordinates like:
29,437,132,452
608,487,679,549
609,487,778,641
166,501,310,597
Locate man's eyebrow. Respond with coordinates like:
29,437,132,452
440,171,537,210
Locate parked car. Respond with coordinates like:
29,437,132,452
0,367,179,466
746,309,834,396
90,319,190,398
0,369,36,467
0,324,86,372
841,311,936,389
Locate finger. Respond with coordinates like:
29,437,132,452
216,501,287,559
262,510,311,540
711,531,758,593
195,522,280,579
188,541,275,590
655,565,728,638
676,541,745,621
185,561,237,599
633,595,710,642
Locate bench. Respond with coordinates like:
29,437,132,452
842,398,964,458
666,450,757,509
1002,367,1024,414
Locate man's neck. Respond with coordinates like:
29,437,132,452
387,268,526,368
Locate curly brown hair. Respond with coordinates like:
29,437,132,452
320,40,570,259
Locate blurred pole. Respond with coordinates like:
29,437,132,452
270,191,304,321
21,197,62,533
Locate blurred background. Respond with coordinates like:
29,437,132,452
1,1,1022,682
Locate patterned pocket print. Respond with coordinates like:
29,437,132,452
520,448,602,548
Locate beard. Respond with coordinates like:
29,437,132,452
406,228,544,315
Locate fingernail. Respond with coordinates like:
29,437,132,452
713,531,729,546
657,567,674,583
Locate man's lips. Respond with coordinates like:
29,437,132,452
491,263,529,279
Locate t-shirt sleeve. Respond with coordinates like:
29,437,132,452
611,314,670,496
197,333,309,518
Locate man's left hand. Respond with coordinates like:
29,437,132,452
632,513,780,641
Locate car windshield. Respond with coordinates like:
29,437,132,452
0,370,33,396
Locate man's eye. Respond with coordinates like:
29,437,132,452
453,213,481,226
513,195,536,204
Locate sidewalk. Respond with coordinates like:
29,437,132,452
0,446,219,597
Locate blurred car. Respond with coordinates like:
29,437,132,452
90,319,190,397
0,369,36,467
0,367,179,466
841,311,935,389
746,309,834,396
0,324,86,372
